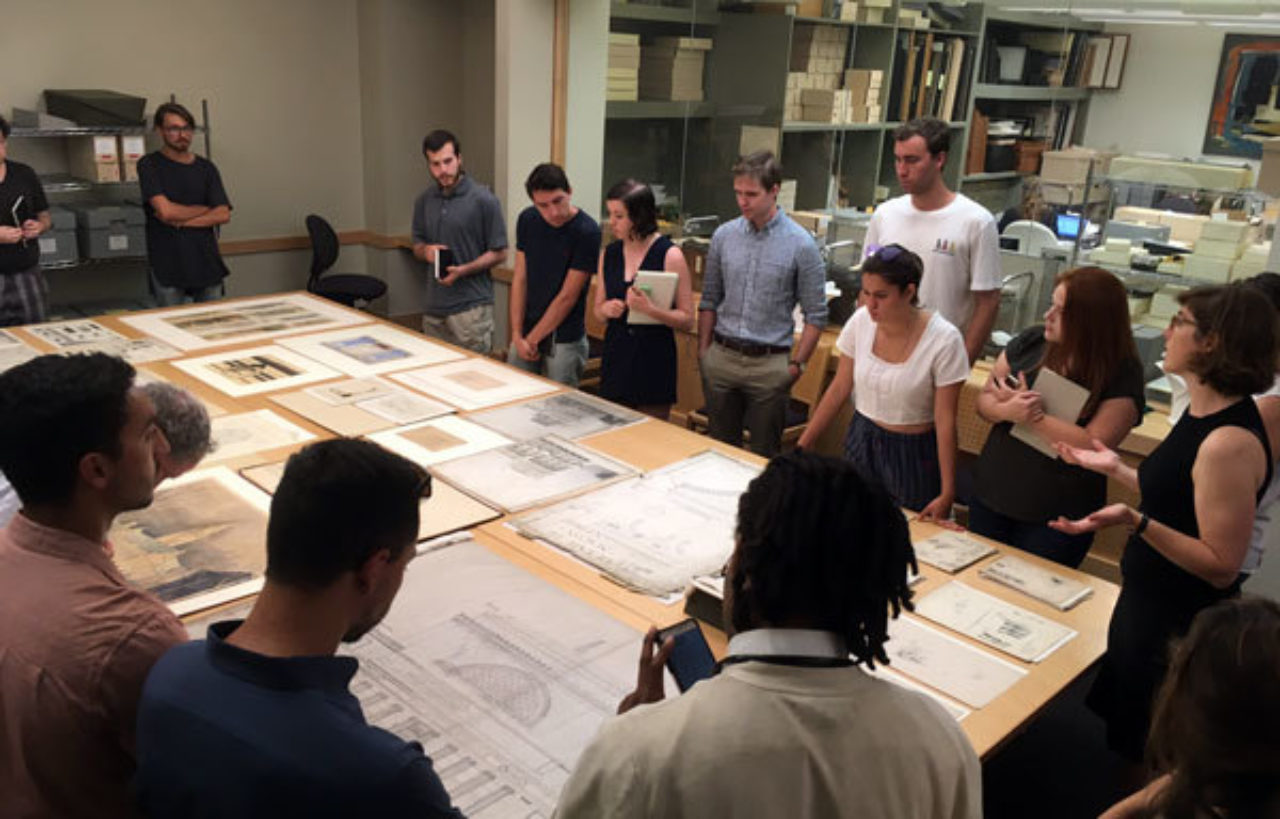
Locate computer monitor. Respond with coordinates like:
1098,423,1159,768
1055,212,1083,240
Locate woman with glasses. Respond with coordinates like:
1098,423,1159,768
593,179,694,420
1049,282,1276,767
970,266,1145,568
799,244,969,522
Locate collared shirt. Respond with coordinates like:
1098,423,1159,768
700,209,828,348
135,621,463,819
556,627,982,819
411,174,509,317
0,513,187,819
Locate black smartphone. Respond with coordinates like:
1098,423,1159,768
432,247,456,280
657,619,716,693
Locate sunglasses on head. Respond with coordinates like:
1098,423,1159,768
870,243,909,263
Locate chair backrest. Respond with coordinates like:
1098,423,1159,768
305,214,340,289
1001,219,1058,257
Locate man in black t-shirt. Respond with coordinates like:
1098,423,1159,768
506,163,601,388
0,115,52,326
137,102,232,306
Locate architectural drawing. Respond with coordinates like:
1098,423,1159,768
914,582,1078,663
172,345,340,397
109,467,271,616
122,293,369,351
979,555,1094,611
433,435,637,514
25,319,125,348
391,358,559,410
883,616,1026,709
278,323,464,377
912,531,997,573
206,410,316,463
342,540,642,818
0,330,38,373
513,451,760,596
368,415,511,468
870,666,972,722
467,392,645,442
273,379,454,437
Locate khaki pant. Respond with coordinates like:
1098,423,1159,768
421,303,494,354
699,341,792,458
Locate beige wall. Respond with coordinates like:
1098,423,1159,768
495,0,556,244
567,0,609,222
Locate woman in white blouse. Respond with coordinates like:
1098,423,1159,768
799,244,969,521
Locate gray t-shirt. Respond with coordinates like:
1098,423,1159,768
411,175,508,317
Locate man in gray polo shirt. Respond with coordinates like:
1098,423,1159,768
412,130,508,353
698,150,827,457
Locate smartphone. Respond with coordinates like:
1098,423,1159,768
1003,373,1021,389
657,619,717,693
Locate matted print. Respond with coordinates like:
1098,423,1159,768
171,345,339,397
121,293,369,351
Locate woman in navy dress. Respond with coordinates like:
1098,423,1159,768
593,179,693,420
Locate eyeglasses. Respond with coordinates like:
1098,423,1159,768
162,125,194,135
1169,313,1199,331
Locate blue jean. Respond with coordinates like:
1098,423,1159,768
967,496,1094,568
150,270,225,307
506,336,589,388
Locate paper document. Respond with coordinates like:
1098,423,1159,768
883,616,1026,709
391,359,559,411
627,270,678,325
433,436,637,514
172,345,340,398
870,666,971,722
913,531,997,573
272,378,454,437
343,539,644,817
26,319,126,348
0,330,38,374
206,410,316,463
121,293,369,351
109,467,272,616
466,392,644,442
914,582,1078,663
1010,368,1090,458
368,415,511,468
979,555,1094,611
277,323,464,377
514,451,760,596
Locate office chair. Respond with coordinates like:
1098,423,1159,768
304,214,387,309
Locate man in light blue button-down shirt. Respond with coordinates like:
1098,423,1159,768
697,151,827,457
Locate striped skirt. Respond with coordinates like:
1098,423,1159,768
843,411,940,512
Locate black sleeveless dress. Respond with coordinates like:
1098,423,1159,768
1087,397,1272,761
599,237,678,407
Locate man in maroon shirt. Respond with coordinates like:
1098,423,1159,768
0,353,186,818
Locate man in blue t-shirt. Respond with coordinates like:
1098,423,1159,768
135,439,462,819
507,163,601,387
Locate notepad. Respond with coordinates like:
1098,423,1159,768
1010,368,1090,458
627,270,679,325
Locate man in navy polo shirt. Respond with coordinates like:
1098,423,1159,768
507,163,601,387
134,439,461,818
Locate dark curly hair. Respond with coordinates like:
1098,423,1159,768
728,450,917,668
1179,283,1277,397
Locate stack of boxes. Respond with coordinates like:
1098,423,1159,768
119,135,145,183
639,36,711,102
894,6,932,28
1231,241,1271,281
1040,147,1115,205
838,0,893,23
68,135,121,184
785,24,847,121
1183,219,1252,284
1088,238,1134,268
607,33,641,101
843,69,883,123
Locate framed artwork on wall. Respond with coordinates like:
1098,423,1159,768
1203,33,1280,159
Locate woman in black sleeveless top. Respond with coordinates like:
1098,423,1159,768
1051,283,1277,764
593,179,693,420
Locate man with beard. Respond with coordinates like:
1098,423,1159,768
134,438,462,818
0,353,185,818
138,102,232,306
412,129,508,353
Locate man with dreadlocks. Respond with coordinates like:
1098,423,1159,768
555,450,981,818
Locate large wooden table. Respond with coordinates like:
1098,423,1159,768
11,292,1118,762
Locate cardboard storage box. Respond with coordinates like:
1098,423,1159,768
72,205,145,260
37,207,79,267
68,135,121,184
1040,148,1114,185
1260,139,1280,197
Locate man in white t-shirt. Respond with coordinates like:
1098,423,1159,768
866,118,1002,364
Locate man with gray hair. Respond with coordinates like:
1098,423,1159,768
0,379,211,527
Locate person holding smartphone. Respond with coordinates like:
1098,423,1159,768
798,244,969,523
970,266,1145,568
593,179,693,420
556,451,981,818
